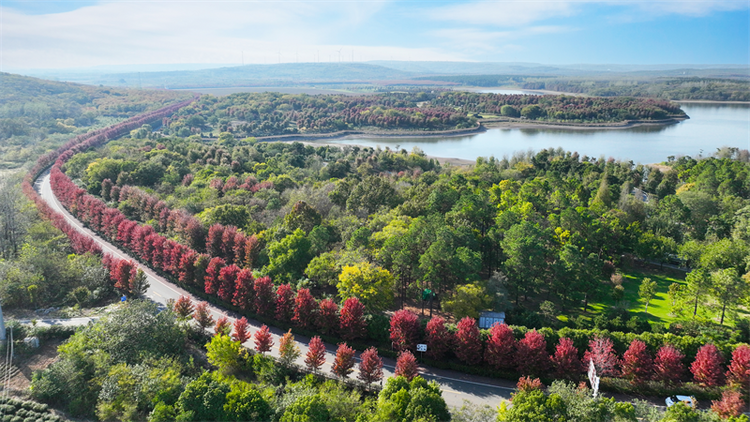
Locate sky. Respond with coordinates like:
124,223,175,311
1,0,748,70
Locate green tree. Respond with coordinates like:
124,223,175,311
441,283,490,320
175,372,231,422
337,261,395,311
280,394,330,422
639,278,658,314
711,268,748,324
497,388,567,422
685,268,710,317
223,381,273,422
266,229,311,283
501,105,520,118
206,334,243,374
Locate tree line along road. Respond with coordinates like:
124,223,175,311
33,168,515,408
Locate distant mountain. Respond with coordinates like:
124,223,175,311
38,63,417,89
367,60,578,75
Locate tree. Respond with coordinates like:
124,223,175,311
275,284,295,322
425,316,452,361
691,343,724,387
253,276,275,316
639,278,657,314
358,347,384,385
727,344,750,389
500,221,551,305
278,329,300,367
175,372,230,422
112,259,135,292
232,317,251,344
485,323,516,371
173,295,194,320
551,337,582,380
684,268,710,317
284,201,322,234
206,224,224,258
516,330,550,377
0,174,31,259
621,339,652,384
711,268,748,325
390,309,420,352
292,288,317,329
654,345,686,384
215,316,231,336
193,301,215,329
455,316,482,366
266,228,311,283
441,283,490,320
232,268,254,310
711,390,745,419
204,257,226,296
206,334,242,373
253,325,273,354
316,298,339,335
584,337,619,378
332,343,356,379
339,297,367,340
305,336,326,373
337,262,395,311
497,386,567,422
395,350,419,381
217,264,239,302
224,381,273,422
280,394,330,422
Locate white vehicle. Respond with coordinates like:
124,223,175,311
666,395,696,408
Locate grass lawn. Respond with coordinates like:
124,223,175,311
587,267,687,324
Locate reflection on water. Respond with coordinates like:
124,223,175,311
321,104,750,164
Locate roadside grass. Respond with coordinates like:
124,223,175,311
587,268,687,324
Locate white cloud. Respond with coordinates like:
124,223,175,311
426,1,576,27
1,0,460,69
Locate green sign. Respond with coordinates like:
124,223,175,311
422,289,433,301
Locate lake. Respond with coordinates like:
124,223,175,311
317,102,750,164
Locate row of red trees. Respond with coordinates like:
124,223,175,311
391,310,750,388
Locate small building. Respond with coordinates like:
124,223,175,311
479,311,506,329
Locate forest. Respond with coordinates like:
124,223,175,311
161,91,685,139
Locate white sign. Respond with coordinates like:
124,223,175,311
416,344,427,352
587,359,600,398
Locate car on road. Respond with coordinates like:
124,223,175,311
666,395,696,408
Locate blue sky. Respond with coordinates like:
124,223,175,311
1,0,748,70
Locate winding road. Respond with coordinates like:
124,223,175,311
33,168,516,408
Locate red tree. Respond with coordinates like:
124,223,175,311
340,297,367,340
358,347,384,385
233,232,247,266
253,276,275,316
254,325,273,353
305,336,326,373
712,390,744,419
232,317,251,344
515,330,550,376
455,317,482,366
215,316,231,336
232,268,254,310
425,316,452,361
584,337,619,378
395,350,419,381
292,288,317,329
193,253,210,287
332,343,356,379
204,257,226,296
390,309,420,352
275,284,295,322
193,301,215,329
244,234,260,268
178,251,199,286
485,323,515,371
517,376,544,392
221,226,238,264
727,344,750,389
621,339,653,384
206,224,224,258
218,264,240,302
691,343,725,387
551,337,582,380
654,345,686,384
173,295,195,320
317,299,339,335
113,259,135,292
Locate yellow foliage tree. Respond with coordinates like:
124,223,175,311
337,262,395,311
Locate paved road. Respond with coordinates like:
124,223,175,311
34,169,515,407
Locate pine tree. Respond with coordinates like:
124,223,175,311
485,323,515,371
455,317,482,366
621,339,653,384
332,343,356,379
254,325,273,354
390,309,420,352
358,347,383,385
691,343,724,387
515,330,550,376
395,350,419,381
129,268,150,297
551,337,581,380
305,336,326,373
654,345,686,384
340,297,367,340
232,317,251,344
